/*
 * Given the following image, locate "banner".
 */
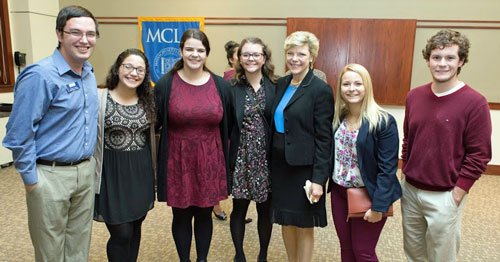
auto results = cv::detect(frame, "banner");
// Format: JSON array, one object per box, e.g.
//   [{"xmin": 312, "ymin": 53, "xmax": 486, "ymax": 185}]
[{"xmin": 138, "ymin": 17, "xmax": 204, "ymax": 83}]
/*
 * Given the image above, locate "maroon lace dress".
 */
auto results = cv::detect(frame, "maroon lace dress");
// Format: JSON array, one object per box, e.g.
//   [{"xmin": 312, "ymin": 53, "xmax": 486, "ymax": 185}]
[{"xmin": 166, "ymin": 72, "xmax": 227, "ymax": 208}]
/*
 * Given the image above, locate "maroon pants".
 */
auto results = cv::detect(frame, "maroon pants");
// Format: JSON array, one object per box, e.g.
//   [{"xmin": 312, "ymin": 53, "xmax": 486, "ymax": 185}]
[{"xmin": 330, "ymin": 183, "xmax": 387, "ymax": 262}]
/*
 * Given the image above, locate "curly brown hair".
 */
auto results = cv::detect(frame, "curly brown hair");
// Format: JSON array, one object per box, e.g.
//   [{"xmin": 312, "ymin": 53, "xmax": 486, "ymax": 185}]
[
  {"xmin": 105, "ymin": 48, "xmax": 155, "ymax": 122},
  {"xmin": 422, "ymin": 29, "xmax": 470, "ymax": 74}
]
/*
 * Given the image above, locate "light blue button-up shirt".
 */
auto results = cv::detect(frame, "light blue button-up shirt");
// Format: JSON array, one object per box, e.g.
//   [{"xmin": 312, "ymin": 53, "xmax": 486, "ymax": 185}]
[{"xmin": 3, "ymin": 49, "xmax": 99, "ymax": 185}]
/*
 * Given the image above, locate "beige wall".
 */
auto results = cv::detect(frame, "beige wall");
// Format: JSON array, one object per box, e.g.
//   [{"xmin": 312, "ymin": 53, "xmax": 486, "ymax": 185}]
[
  {"xmin": 59, "ymin": 0, "xmax": 500, "ymax": 101},
  {"xmin": 0, "ymin": 0, "xmax": 59, "ymax": 164},
  {"xmin": 60, "ymin": 0, "xmax": 500, "ymax": 20},
  {"xmin": 60, "ymin": 0, "xmax": 499, "ymax": 164},
  {"xmin": 1, "ymin": 0, "xmax": 58, "ymax": 103},
  {"xmin": 2, "ymin": 0, "xmax": 497, "ymax": 165},
  {"xmin": 91, "ymin": 23, "xmax": 287, "ymax": 85},
  {"xmin": 11, "ymin": 0, "xmax": 58, "ymax": 67},
  {"xmin": 412, "ymin": 28, "xmax": 500, "ymax": 102},
  {"xmin": 86, "ymin": 22, "xmax": 500, "ymax": 102}
]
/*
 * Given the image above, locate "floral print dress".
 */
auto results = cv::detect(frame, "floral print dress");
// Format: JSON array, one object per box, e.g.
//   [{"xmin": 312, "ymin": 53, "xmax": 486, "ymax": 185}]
[{"xmin": 231, "ymin": 84, "xmax": 270, "ymax": 203}]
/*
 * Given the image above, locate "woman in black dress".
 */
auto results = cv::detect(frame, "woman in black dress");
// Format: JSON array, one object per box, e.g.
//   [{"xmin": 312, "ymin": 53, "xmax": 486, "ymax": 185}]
[
  {"xmin": 271, "ymin": 31, "xmax": 334, "ymax": 261},
  {"xmin": 94, "ymin": 48, "xmax": 156, "ymax": 262},
  {"xmin": 228, "ymin": 37, "xmax": 277, "ymax": 262}
]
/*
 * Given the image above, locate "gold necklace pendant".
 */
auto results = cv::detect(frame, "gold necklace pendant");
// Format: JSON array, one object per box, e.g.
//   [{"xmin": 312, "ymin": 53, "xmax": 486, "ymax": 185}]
[{"xmin": 290, "ymin": 79, "xmax": 301, "ymax": 87}]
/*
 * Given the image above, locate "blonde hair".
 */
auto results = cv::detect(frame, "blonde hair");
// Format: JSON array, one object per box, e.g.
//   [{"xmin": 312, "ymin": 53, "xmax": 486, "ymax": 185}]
[
  {"xmin": 333, "ymin": 63, "xmax": 388, "ymax": 131},
  {"xmin": 284, "ymin": 31, "xmax": 319, "ymax": 61}
]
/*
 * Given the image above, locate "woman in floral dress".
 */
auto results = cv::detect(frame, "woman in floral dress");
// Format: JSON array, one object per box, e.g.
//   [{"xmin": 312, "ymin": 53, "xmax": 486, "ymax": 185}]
[{"xmin": 228, "ymin": 37, "xmax": 277, "ymax": 262}]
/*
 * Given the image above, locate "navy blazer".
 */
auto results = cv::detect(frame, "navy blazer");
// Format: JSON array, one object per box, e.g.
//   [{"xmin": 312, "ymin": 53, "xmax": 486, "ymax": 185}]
[
  {"xmin": 272, "ymin": 68, "xmax": 334, "ymax": 185},
  {"xmin": 228, "ymin": 76, "xmax": 276, "ymax": 192},
  {"xmin": 332, "ymin": 114, "xmax": 402, "ymax": 212}
]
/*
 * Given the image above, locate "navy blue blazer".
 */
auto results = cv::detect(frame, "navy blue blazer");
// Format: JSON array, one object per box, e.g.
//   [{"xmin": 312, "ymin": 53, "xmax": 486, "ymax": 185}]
[
  {"xmin": 272, "ymin": 68, "xmax": 334, "ymax": 185},
  {"xmin": 332, "ymin": 114, "xmax": 402, "ymax": 212}
]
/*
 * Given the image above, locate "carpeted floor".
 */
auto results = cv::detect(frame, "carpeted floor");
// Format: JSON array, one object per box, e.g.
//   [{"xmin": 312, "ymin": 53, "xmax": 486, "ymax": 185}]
[{"xmin": 1, "ymin": 166, "xmax": 499, "ymax": 261}]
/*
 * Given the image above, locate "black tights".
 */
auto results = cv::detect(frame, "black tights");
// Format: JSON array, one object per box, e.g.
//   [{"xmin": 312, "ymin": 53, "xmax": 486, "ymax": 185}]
[
  {"xmin": 230, "ymin": 198, "xmax": 272, "ymax": 262},
  {"xmin": 172, "ymin": 206, "xmax": 213, "ymax": 262},
  {"xmin": 105, "ymin": 215, "xmax": 146, "ymax": 262}
]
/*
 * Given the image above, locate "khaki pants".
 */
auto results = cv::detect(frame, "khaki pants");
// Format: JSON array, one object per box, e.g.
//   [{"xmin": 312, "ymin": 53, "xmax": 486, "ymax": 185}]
[
  {"xmin": 401, "ymin": 179, "xmax": 466, "ymax": 262},
  {"xmin": 26, "ymin": 158, "xmax": 96, "ymax": 262}
]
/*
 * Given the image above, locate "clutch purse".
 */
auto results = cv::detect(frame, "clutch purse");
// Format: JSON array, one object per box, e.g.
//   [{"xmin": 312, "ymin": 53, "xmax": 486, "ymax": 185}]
[{"xmin": 346, "ymin": 187, "xmax": 393, "ymax": 219}]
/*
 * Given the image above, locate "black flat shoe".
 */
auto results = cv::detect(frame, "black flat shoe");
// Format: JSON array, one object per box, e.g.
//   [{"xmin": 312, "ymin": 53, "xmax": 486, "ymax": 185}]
[
  {"xmin": 234, "ymin": 255, "xmax": 246, "ymax": 262},
  {"xmin": 245, "ymin": 218, "xmax": 252, "ymax": 224},
  {"xmin": 213, "ymin": 210, "xmax": 227, "ymax": 221}
]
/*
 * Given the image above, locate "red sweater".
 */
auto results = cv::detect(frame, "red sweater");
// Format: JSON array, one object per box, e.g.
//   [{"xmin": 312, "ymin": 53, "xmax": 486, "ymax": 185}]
[{"xmin": 401, "ymin": 83, "xmax": 492, "ymax": 192}]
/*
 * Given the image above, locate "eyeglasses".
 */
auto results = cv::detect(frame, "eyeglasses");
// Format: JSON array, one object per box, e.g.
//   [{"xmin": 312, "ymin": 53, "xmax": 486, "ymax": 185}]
[
  {"xmin": 62, "ymin": 30, "xmax": 99, "ymax": 40},
  {"xmin": 240, "ymin": 53, "xmax": 264, "ymax": 60},
  {"xmin": 121, "ymin": 63, "xmax": 146, "ymax": 75}
]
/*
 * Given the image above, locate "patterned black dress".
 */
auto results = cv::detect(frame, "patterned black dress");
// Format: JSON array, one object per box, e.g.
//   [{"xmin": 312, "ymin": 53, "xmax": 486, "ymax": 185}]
[
  {"xmin": 231, "ymin": 85, "xmax": 271, "ymax": 203},
  {"xmin": 94, "ymin": 93, "xmax": 154, "ymax": 224}
]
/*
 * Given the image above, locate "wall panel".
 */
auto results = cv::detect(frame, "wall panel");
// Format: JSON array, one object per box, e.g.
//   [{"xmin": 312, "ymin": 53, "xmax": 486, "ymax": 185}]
[{"xmin": 288, "ymin": 18, "xmax": 416, "ymax": 105}]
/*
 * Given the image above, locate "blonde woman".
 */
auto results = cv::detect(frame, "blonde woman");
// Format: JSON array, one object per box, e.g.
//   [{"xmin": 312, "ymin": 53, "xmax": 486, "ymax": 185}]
[
  {"xmin": 271, "ymin": 31, "xmax": 333, "ymax": 262},
  {"xmin": 330, "ymin": 63, "xmax": 401, "ymax": 261}
]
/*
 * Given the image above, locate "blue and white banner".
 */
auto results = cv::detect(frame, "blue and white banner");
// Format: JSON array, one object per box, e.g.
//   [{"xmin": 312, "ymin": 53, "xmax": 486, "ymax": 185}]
[{"xmin": 138, "ymin": 17, "xmax": 204, "ymax": 83}]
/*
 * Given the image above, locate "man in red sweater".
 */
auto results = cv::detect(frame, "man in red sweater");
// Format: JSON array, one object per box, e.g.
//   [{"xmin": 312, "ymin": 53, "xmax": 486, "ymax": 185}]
[{"xmin": 401, "ymin": 29, "xmax": 492, "ymax": 261}]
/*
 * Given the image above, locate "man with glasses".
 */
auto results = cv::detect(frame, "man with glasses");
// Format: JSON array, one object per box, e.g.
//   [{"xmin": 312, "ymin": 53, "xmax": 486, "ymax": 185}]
[{"xmin": 3, "ymin": 5, "xmax": 99, "ymax": 261}]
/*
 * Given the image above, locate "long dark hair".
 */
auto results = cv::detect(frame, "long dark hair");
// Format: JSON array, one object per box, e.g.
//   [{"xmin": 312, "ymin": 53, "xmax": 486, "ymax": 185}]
[
  {"xmin": 169, "ymin": 29, "xmax": 211, "ymax": 73},
  {"xmin": 105, "ymin": 48, "xmax": 155, "ymax": 122},
  {"xmin": 235, "ymin": 37, "xmax": 278, "ymax": 84}
]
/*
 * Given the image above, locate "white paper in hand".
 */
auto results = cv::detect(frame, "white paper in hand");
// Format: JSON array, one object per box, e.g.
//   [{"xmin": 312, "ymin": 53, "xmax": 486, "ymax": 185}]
[{"xmin": 303, "ymin": 180, "xmax": 314, "ymax": 204}]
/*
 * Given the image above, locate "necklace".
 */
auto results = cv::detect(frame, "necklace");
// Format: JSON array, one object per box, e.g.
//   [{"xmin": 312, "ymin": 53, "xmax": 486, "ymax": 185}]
[
  {"xmin": 345, "ymin": 116, "xmax": 360, "ymax": 131},
  {"xmin": 290, "ymin": 79, "xmax": 301, "ymax": 87}
]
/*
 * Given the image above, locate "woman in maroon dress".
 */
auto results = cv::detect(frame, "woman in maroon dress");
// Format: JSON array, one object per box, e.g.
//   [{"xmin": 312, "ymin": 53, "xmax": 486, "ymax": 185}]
[{"xmin": 155, "ymin": 29, "xmax": 231, "ymax": 262}]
